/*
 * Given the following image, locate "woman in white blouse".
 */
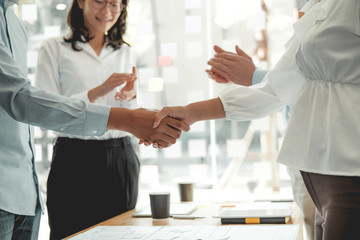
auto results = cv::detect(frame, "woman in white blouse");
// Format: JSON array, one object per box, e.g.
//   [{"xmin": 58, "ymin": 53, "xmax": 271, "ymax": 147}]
[
  {"xmin": 152, "ymin": 0, "xmax": 360, "ymax": 239},
  {"xmin": 35, "ymin": 0, "xmax": 141, "ymax": 239}
]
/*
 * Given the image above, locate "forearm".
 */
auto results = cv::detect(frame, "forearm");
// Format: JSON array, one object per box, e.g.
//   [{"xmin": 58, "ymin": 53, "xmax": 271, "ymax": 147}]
[
  {"xmin": 107, "ymin": 107, "xmax": 131, "ymax": 131},
  {"xmin": 0, "ymin": 76, "xmax": 109, "ymax": 136},
  {"xmin": 186, "ymin": 98, "xmax": 226, "ymax": 123},
  {"xmin": 88, "ymin": 85, "xmax": 107, "ymax": 103}
]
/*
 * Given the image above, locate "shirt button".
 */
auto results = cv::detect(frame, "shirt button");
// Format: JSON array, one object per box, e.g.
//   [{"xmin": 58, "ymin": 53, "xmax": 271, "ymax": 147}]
[{"xmin": 92, "ymin": 130, "xmax": 98, "ymax": 134}]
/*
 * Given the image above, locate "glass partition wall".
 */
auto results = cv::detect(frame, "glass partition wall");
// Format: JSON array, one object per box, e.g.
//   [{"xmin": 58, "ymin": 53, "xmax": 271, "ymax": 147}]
[{"xmin": 15, "ymin": 0, "xmax": 298, "ymax": 205}]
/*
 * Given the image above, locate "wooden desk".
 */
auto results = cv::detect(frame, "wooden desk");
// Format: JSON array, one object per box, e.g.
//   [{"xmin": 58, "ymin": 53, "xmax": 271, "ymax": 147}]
[{"xmin": 64, "ymin": 202, "xmax": 302, "ymax": 240}]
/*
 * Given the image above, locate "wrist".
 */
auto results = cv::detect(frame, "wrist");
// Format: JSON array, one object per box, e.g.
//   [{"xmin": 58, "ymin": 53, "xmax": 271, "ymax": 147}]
[
  {"xmin": 185, "ymin": 103, "xmax": 198, "ymax": 124},
  {"xmin": 107, "ymin": 108, "xmax": 131, "ymax": 131},
  {"xmin": 88, "ymin": 85, "xmax": 108, "ymax": 102}
]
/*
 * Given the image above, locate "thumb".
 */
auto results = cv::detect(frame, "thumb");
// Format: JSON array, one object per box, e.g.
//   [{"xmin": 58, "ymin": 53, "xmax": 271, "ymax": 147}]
[
  {"xmin": 153, "ymin": 110, "xmax": 168, "ymax": 128},
  {"xmin": 132, "ymin": 66, "xmax": 137, "ymax": 78}
]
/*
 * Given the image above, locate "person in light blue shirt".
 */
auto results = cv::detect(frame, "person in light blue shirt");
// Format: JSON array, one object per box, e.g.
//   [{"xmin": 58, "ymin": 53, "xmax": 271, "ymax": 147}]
[
  {"xmin": 206, "ymin": 45, "xmax": 316, "ymax": 240},
  {"xmin": 0, "ymin": 1, "xmax": 189, "ymax": 239}
]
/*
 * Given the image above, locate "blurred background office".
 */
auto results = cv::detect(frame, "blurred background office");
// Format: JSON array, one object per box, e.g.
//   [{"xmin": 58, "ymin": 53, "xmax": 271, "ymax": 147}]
[{"xmin": 13, "ymin": 0, "xmax": 306, "ymax": 238}]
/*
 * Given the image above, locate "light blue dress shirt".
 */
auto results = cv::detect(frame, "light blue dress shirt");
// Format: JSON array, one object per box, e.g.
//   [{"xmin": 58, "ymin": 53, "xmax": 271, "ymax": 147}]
[{"xmin": 0, "ymin": 0, "xmax": 110, "ymax": 215}]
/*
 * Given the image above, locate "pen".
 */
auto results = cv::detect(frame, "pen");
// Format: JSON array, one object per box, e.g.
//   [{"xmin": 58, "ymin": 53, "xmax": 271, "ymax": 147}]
[{"xmin": 172, "ymin": 215, "xmax": 205, "ymax": 219}]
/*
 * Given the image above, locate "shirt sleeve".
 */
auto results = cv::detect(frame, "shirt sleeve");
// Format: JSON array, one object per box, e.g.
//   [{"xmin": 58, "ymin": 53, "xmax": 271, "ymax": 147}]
[
  {"xmin": 219, "ymin": 79, "xmax": 285, "ymax": 121},
  {"xmin": 252, "ymin": 69, "xmax": 269, "ymax": 85},
  {"xmin": 220, "ymin": 32, "xmax": 307, "ymax": 122},
  {"xmin": 0, "ymin": 41, "xmax": 110, "ymax": 136}
]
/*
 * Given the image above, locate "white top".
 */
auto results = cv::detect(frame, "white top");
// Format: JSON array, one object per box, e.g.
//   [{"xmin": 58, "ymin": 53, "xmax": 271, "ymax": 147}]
[
  {"xmin": 219, "ymin": 0, "xmax": 360, "ymax": 176},
  {"xmin": 36, "ymin": 37, "xmax": 142, "ymax": 140}
]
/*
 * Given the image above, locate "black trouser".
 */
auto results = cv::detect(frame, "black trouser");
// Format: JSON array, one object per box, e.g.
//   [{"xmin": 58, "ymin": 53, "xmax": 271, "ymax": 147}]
[
  {"xmin": 47, "ymin": 137, "xmax": 140, "ymax": 240},
  {"xmin": 301, "ymin": 171, "xmax": 360, "ymax": 240}
]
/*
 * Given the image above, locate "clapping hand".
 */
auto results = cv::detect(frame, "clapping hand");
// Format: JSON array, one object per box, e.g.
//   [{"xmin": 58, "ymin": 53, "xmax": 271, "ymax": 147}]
[
  {"xmin": 88, "ymin": 67, "xmax": 137, "ymax": 102},
  {"xmin": 115, "ymin": 66, "xmax": 137, "ymax": 101},
  {"xmin": 206, "ymin": 45, "xmax": 255, "ymax": 86}
]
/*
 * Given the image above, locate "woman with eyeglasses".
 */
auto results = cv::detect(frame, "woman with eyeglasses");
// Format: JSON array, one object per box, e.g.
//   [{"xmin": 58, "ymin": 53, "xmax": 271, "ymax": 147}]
[{"xmin": 35, "ymin": 0, "xmax": 141, "ymax": 239}]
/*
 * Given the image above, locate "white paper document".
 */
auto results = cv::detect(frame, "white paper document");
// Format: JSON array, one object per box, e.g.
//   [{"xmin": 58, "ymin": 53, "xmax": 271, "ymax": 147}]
[{"xmin": 69, "ymin": 225, "xmax": 299, "ymax": 240}]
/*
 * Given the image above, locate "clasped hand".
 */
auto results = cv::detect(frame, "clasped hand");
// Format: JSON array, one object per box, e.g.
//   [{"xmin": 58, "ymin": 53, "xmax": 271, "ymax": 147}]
[{"xmin": 139, "ymin": 105, "xmax": 195, "ymax": 148}]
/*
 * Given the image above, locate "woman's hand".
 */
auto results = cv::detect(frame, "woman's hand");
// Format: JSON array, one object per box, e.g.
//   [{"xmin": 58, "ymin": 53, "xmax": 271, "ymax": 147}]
[
  {"xmin": 88, "ymin": 67, "xmax": 137, "ymax": 102},
  {"xmin": 206, "ymin": 45, "xmax": 255, "ymax": 87},
  {"xmin": 115, "ymin": 67, "xmax": 137, "ymax": 101},
  {"xmin": 108, "ymin": 107, "xmax": 190, "ymax": 148}
]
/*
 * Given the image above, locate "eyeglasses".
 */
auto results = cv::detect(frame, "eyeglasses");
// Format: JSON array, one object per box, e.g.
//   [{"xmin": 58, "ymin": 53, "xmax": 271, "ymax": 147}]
[{"xmin": 91, "ymin": 0, "xmax": 125, "ymax": 13}]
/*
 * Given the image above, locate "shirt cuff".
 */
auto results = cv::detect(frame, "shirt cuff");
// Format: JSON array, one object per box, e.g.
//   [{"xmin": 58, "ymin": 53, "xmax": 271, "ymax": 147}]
[
  {"xmin": 82, "ymin": 104, "xmax": 111, "ymax": 136},
  {"xmin": 252, "ymin": 69, "xmax": 269, "ymax": 85}
]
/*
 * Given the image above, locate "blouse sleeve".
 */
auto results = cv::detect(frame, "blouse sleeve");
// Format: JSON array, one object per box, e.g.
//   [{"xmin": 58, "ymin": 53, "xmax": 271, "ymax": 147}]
[
  {"xmin": 219, "ymin": 79, "xmax": 285, "ymax": 121},
  {"xmin": 220, "ymin": 32, "xmax": 307, "ymax": 122}
]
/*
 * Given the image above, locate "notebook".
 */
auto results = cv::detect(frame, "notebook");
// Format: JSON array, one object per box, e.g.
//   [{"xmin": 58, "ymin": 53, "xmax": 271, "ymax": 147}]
[
  {"xmin": 132, "ymin": 202, "xmax": 198, "ymax": 217},
  {"xmin": 214, "ymin": 202, "xmax": 292, "ymax": 224}
]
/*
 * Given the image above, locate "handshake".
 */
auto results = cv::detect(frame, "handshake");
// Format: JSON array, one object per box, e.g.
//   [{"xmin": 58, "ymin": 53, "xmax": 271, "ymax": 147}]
[
  {"xmin": 107, "ymin": 107, "xmax": 189, "ymax": 149},
  {"xmin": 106, "ymin": 44, "xmax": 244, "ymax": 148},
  {"xmin": 107, "ymin": 98, "xmax": 225, "ymax": 148}
]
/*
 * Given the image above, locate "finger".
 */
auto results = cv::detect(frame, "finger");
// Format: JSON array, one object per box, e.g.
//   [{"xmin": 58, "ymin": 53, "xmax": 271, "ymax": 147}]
[
  {"xmin": 165, "ymin": 117, "xmax": 190, "ymax": 132},
  {"xmin": 214, "ymin": 45, "xmax": 226, "ymax": 54},
  {"xmin": 207, "ymin": 60, "xmax": 231, "ymax": 80},
  {"xmin": 214, "ymin": 52, "xmax": 242, "ymax": 61},
  {"xmin": 206, "ymin": 69, "xmax": 217, "ymax": 80},
  {"xmin": 235, "ymin": 45, "xmax": 252, "ymax": 60},
  {"xmin": 112, "ymin": 76, "xmax": 135, "ymax": 86},
  {"xmin": 113, "ymin": 73, "xmax": 135, "ymax": 82},
  {"xmin": 155, "ymin": 132, "xmax": 177, "ymax": 145},
  {"xmin": 210, "ymin": 66, "xmax": 232, "ymax": 82},
  {"xmin": 115, "ymin": 95, "xmax": 125, "ymax": 101},
  {"xmin": 206, "ymin": 70, "xmax": 229, "ymax": 83},
  {"xmin": 213, "ymin": 45, "xmax": 236, "ymax": 55},
  {"xmin": 153, "ymin": 109, "xmax": 170, "ymax": 128},
  {"xmin": 213, "ymin": 74, "xmax": 229, "ymax": 83},
  {"xmin": 132, "ymin": 66, "xmax": 137, "ymax": 78},
  {"xmin": 209, "ymin": 56, "xmax": 235, "ymax": 69},
  {"xmin": 154, "ymin": 140, "xmax": 173, "ymax": 148},
  {"xmin": 139, "ymin": 140, "xmax": 151, "ymax": 146}
]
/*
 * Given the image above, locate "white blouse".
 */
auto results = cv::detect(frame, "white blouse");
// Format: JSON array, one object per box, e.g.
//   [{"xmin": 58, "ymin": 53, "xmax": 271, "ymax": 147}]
[
  {"xmin": 35, "ymin": 37, "xmax": 142, "ymax": 140},
  {"xmin": 219, "ymin": 0, "xmax": 360, "ymax": 176}
]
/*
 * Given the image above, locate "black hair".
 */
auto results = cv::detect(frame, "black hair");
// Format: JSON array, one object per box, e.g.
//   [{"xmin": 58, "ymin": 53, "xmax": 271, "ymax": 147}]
[{"xmin": 64, "ymin": 0, "xmax": 129, "ymax": 51}]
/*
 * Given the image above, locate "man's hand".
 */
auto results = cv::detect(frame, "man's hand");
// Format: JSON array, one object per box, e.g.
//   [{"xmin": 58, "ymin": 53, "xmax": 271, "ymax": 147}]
[
  {"xmin": 136, "ymin": 106, "xmax": 194, "ymax": 148},
  {"xmin": 206, "ymin": 45, "xmax": 255, "ymax": 86},
  {"xmin": 107, "ymin": 108, "xmax": 190, "ymax": 148}
]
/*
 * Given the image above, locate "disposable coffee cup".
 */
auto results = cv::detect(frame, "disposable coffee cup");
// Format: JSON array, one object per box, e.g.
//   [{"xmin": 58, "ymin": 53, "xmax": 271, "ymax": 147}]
[
  {"xmin": 149, "ymin": 192, "xmax": 170, "ymax": 219},
  {"xmin": 178, "ymin": 182, "xmax": 193, "ymax": 202}
]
